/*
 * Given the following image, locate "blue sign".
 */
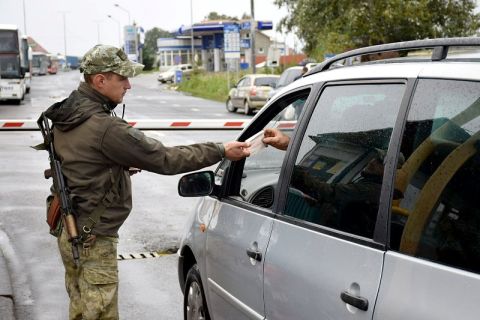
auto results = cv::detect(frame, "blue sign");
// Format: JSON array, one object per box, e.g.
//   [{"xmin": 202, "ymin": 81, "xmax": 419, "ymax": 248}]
[
  {"xmin": 224, "ymin": 24, "xmax": 240, "ymax": 58},
  {"xmin": 175, "ymin": 70, "xmax": 183, "ymax": 83},
  {"xmin": 241, "ymin": 21, "xmax": 251, "ymax": 30},
  {"xmin": 241, "ymin": 39, "xmax": 250, "ymax": 49}
]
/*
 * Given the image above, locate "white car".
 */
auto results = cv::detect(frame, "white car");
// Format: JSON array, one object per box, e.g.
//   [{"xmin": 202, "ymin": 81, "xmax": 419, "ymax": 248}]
[
  {"xmin": 157, "ymin": 64, "xmax": 193, "ymax": 83},
  {"xmin": 177, "ymin": 37, "xmax": 480, "ymax": 320}
]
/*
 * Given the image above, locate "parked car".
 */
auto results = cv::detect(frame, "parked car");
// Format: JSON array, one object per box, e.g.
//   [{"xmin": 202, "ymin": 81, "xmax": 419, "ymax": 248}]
[
  {"xmin": 267, "ymin": 66, "xmax": 305, "ymax": 100},
  {"xmin": 226, "ymin": 74, "xmax": 279, "ymax": 115},
  {"xmin": 177, "ymin": 38, "xmax": 480, "ymax": 320},
  {"xmin": 157, "ymin": 64, "xmax": 193, "ymax": 83}
]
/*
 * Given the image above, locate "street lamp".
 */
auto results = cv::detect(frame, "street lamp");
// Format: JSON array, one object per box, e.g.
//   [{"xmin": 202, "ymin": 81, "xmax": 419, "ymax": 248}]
[
  {"xmin": 114, "ymin": 4, "xmax": 139, "ymax": 62},
  {"xmin": 114, "ymin": 3, "xmax": 131, "ymax": 25},
  {"xmin": 93, "ymin": 20, "xmax": 102, "ymax": 44},
  {"xmin": 107, "ymin": 15, "xmax": 122, "ymax": 48},
  {"xmin": 59, "ymin": 11, "xmax": 69, "ymax": 69}
]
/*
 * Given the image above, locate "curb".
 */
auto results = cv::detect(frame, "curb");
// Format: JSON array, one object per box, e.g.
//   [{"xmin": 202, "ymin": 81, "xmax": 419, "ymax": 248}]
[{"xmin": 0, "ymin": 249, "xmax": 14, "ymax": 320}]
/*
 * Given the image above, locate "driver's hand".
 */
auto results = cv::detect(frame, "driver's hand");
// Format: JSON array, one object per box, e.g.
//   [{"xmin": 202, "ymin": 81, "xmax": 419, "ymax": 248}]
[
  {"xmin": 263, "ymin": 128, "xmax": 290, "ymax": 151},
  {"xmin": 224, "ymin": 141, "xmax": 250, "ymax": 161}
]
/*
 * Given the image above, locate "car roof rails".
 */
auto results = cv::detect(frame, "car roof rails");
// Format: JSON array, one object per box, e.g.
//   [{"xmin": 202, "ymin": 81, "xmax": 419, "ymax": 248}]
[{"xmin": 306, "ymin": 37, "xmax": 480, "ymax": 77}]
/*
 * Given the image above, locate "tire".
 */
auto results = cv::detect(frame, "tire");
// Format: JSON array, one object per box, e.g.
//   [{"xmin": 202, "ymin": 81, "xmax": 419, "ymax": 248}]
[
  {"xmin": 226, "ymin": 98, "xmax": 237, "ymax": 112},
  {"xmin": 244, "ymin": 100, "xmax": 252, "ymax": 115},
  {"xmin": 184, "ymin": 264, "xmax": 210, "ymax": 320},
  {"xmin": 26, "ymin": 87, "xmax": 30, "ymax": 94}
]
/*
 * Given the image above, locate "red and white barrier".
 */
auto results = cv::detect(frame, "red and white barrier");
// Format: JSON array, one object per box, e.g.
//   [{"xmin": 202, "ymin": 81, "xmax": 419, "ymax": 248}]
[{"xmin": 0, "ymin": 119, "xmax": 253, "ymax": 130}]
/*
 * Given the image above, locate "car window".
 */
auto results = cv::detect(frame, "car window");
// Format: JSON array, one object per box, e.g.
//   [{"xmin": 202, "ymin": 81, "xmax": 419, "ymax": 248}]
[
  {"xmin": 237, "ymin": 78, "xmax": 246, "ymax": 87},
  {"xmin": 284, "ymin": 83, "xmax": 405, "ymax": 239},
  {"xmin": 243, "ymin": 77, "xmax": 251, "ymax": 87},
  {"xmin": 391, "ymin": 79, "xmax": 480, "ymax": 274},
  {"xmin": 215, "ymin": 90, "xmax": 311, "ymax": 209},
  {"xmin": 254, "ymin": 77, "xmax": 278, "ymax": 87}
]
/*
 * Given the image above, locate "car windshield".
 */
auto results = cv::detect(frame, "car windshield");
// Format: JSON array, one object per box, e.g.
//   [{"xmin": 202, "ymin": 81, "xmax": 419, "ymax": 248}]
[
  {"xmin": 277, "ymin": 68, "xmax": 302, "ymax": 87},
  {"xmin": 254, "ymin": 77, "xmax": 278, "ymax": 87},
  {"xmin": 0, "ymin": 54, "xmax": 20, "ymax": 78}
]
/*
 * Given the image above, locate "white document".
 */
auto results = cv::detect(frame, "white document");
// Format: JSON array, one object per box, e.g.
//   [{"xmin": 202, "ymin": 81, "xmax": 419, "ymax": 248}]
[{"xmin": 246, "ymin": 130, "xmax": 267, "ymax": 156}]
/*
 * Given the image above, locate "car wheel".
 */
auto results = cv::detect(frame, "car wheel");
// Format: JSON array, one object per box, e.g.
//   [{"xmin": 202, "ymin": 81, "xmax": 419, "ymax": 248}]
[
  {"xmin": 226, "ymin": 98, "xmax": 237, "ymax": 112},
  {"xmin": 184, "ymin": 264, "xmax": 210, "ymax": 320},
  {"xmin": 244, "ymin": 100, "xmax": 252, "ymax": 115}
]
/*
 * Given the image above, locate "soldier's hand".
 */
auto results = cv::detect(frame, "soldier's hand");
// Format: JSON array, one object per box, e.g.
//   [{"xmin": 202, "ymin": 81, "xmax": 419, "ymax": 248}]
[
  {"xmin": 263, "ymin": 128, "xmax": 290, "ymax": 151},
  {"xmin": 224, "ymin": 141, "xmax": 250, "ymax": 161}
]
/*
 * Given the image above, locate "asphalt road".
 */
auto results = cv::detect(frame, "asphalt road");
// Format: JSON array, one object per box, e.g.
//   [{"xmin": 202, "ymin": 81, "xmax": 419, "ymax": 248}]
[
  {"xmin": 0, "ymin": 71, "xmax": 243, "ymax": 319},
  {"xmin": 0, "ymin": 70, "xmax": 248, "ymax": 120}
]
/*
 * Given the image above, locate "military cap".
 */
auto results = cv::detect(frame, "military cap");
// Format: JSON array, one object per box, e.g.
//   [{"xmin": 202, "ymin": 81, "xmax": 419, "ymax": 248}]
[{"xmin": 80, "ymin": 44, "xmax": 144, "ymax": 77}]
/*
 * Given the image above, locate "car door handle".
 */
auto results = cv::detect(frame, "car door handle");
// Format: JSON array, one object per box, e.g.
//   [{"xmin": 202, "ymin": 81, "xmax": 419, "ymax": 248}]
[
  {"xmin": 246, "ymin": 248, "xmax": 262, "ymax": 261},
  {"xmin": 340, "ymin": 291, "xmax": 369, "ymax": 311}
]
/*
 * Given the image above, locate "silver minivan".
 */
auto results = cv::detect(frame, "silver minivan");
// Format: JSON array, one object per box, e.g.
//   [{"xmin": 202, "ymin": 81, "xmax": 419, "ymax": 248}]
[{"xmin": 177, "ymin": 38, "xmax": 480, "ymax": 320}]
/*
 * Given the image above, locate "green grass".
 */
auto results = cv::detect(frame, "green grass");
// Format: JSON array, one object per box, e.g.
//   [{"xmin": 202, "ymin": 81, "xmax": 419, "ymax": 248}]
[
  {"xmin": 176, "ymin": 66, "xmax": 287, "ymax": 102},
  {"xmin": 177, "ymin": 72, "xmax": 239, "ymax": 102},
  {"xmin": 140, "ymin": 69, "xmax": 157, "ymax": 74}
]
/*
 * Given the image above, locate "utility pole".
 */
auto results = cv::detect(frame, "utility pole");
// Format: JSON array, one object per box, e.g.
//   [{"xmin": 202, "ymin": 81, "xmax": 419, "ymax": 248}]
[
  {"xmin": 107, "ymin": 15, "xmax": 122, "ymax": 48},
  {"xmin": 250, "ymin": 0, "xmax": 256, "ymax": 74},
  {"xmin": 190, "ymin": 0, "xmax": 195, "ymax": 66},
  {"xmin": 93, "ymin": 20, "xmax": 102, "ymax": 44},
  {"xmin": 59, "ymin": 11, "xmax": 68, "ymax": 68},
  {"xmin": 22, "ymin": 0, "xmax": 27, "ymax": 35}
]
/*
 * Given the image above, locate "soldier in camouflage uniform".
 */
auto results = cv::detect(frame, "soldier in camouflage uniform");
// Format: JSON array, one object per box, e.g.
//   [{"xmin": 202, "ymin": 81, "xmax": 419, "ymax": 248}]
[{"xmin": 44, "ymin": 44, "xmax": 250, "ymax": 320}]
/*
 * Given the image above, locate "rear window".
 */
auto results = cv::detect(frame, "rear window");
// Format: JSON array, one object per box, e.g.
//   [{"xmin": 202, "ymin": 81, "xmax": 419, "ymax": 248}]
[
  {"xmin": 254, "ymin": 77, "xmax": 278, "ymax": 87},
  {"xmin": 391, "ymin": 78, "xmax": 480, "ymax": 274}
]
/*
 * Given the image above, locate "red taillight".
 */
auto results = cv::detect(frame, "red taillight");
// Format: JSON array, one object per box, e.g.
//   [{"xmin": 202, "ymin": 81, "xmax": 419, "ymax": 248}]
[{"xmin": 249, "ymin": 87, "xmax": 257, "ymax": 96}]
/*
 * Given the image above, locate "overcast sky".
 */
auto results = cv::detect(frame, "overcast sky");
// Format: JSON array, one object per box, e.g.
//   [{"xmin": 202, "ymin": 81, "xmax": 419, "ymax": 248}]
[{"xmin": 0, "ymin": 0, "xmax": 297, "ymax": 56}]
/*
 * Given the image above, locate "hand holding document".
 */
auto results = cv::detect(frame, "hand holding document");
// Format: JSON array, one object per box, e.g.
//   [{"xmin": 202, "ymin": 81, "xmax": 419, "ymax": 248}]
[{"xmin": 246, "ymin": 130, "xmax": 267, "ymax": 156}]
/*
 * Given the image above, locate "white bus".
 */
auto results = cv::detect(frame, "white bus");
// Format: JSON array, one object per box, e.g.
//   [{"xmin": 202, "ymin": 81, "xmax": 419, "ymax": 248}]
[
  {"xmin": 32, "ymin": 52, "xmax": 48, "ymax": 76},
  {"xmin": 21, "ymin": 35, "xmax": 32, "ymax": 93},
  {"xmin": 0, "ymin": 24, "xmax": 28, "ymax": 104}
]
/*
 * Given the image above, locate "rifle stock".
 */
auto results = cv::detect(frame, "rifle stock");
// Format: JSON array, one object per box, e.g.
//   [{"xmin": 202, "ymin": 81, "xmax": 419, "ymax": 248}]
[{"xmin": 38, "ymin": 113, "xmax": 81, "ymax": 267}]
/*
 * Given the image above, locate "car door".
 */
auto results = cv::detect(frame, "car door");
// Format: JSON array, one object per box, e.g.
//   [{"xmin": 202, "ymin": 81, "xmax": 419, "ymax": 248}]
[
  {"xmin": 374, "ymin": 78, "xmax": 480, "ymax": 319},
  {"xmin": 205, "ymin": 90, "xmax": 311, "ymax": 320},
  {"xmin": 232, "ymin": 77, "xmax": 246, "ymax": 107},
  {"xmin": 263, "ymin": 81, "xmax": 407, "ymax": 319},
  {"xmin": 237, "ymin": 76, "xmax": 251, "ymax": 106}
]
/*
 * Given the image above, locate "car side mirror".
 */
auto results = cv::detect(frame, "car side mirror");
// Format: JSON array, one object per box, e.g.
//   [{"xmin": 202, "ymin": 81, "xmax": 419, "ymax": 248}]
[
  {"xmin": 231, "ymin": 83, "xmax": 237, "ymax": 88},
  {"xmin": 270, "ymin": 82, "xmax": 277, "ymax": 88},
  {"xmin": 178, "ymin": 171, "xmax": 215, "ymax": 197}
]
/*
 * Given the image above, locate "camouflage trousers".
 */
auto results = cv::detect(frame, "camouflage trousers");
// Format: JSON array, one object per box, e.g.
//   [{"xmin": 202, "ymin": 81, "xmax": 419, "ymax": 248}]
[{"xmin": 58, "ymin": 229, "xmax": 119, "ymax": 320}]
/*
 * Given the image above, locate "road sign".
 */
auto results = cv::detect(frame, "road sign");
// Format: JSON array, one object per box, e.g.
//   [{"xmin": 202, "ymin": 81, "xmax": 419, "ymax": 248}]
[
  {"xmin": 224, "ymin": 24, "xmax": 240, "ymax": 59},
  {"xmin": 241, "ymin": 39, "xmax": 250, "ymax": 49}
]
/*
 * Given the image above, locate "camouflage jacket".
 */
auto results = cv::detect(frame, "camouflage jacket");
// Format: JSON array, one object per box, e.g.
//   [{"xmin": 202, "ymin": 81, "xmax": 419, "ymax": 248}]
[{"xmin": 44, "ymin": 82, "xmax": 224, "ymax": 237}]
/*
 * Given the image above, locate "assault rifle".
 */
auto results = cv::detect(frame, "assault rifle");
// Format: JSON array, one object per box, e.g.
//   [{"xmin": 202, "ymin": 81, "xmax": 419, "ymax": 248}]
[{"xmin": 37, "ymin": 112, "xmax": 81, "ymax": 267}]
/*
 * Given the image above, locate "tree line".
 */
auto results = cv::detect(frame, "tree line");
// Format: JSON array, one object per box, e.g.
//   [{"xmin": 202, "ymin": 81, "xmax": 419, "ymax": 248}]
[{"xmin": 274, "ymin": 0, "xmax": 480, "ymax": 60}]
